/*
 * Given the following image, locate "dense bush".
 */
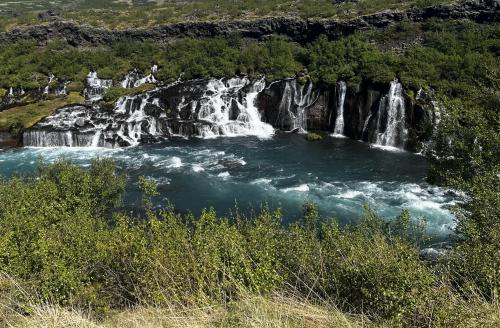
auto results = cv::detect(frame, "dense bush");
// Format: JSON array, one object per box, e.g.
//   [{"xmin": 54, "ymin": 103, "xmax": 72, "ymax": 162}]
[
  {"xmin": 0, "ymin": 21, "xmax": 497, "ymax": 100},
  {"xmin": 0, "ymin": 160, "xmax": 497, "ymax": 326}
]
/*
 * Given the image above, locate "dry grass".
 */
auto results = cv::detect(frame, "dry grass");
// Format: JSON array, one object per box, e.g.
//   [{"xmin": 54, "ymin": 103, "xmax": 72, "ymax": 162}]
[{"xmin": 3, "ymin": 294, "xmax": 369, "ymax": 328}]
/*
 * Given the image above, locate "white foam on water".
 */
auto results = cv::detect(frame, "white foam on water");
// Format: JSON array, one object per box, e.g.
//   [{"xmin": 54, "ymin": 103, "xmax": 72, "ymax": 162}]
[
  {"xmin": 337, "ymin": 190, "xmax": 363, "ymax": 199},
  {"xmin": 370, "ymin": 144, "xmax": 406, "ymax": 152},
  {"xmin": 282, "ymin": 184, "xmax": 310, "ymax": 193},
  {"xmin": 251, "ymin": 178, "xmax": 272, "ymax": 185},
  {"xmin": 168, "ymin": 157, "xmax": 183, "ymax": 168},
  {"xmin": 330, "ymin": 133, "xmax": 348, "ymax": 139},
  {"xmin": 192, "ymin": 164, "xmax": 205, "ymax": 172},
  {"xmin": 218, "ymin": 171, "xmax": 230, "ymax": 179}
]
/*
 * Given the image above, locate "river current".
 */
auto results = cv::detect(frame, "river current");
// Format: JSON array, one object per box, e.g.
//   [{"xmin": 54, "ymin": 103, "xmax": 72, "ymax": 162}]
[{"xmin": 0, "ymin": 134, "xmax": 458, "ymax": 238}]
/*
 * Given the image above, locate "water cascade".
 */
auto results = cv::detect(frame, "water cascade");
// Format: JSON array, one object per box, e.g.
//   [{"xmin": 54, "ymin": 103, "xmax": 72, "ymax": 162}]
[
  {"xmin": 374, "ymin": 79, "xmax": 408, "ymax": 149},
  {"xmin": 332, "ymin": 81, "xmax": 347, "ymax": 136},
  {"xmin": 24, "ymin": 77, "xmax": 274, "ymax": 147},
  {"xmin": 84, "ymin": 71, "xmax": 113, "ymax": 102},
  {"xmin": 24, "ymin": 89, "xmax": 168, "ymax": 147},
  {"xmin": 195, "ymin": 78, "xmax": 274, "ymax": 138},
  {"xmin": 121, "ymin": 68, "xmax": 157, "ymax": 88},
  {"xmin": 278, "ymin": 80, "xmax": 319, "ymax": 133}
]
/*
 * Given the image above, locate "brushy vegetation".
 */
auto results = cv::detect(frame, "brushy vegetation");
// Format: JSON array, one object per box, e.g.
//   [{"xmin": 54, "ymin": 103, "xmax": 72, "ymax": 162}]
[
  {"xmin": 305, "ymin": 132, "xmax": 323, "ymax": 141},
  {"xmin": 0, "ymin": 20, "xmax": 496, "ymax": 98},
  {"xmin": 0, "ymin": 1, "xmax": 459, "ymax": 31},
  {"xmin": 0, "ymin": 159, "xmax": 498, "ymax": 327}
]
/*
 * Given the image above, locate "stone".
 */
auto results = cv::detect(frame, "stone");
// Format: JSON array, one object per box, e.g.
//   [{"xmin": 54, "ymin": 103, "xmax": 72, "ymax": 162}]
[
  {"xmin": 1, "ymin": 2, "xmax": 496, "ymax": 46},
  {"xmin": 75, "ymin": 117, "xmax": 86, "ymax": 127}
]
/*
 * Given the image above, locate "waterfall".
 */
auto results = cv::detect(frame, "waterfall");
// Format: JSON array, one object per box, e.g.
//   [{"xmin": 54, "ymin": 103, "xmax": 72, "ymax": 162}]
[
  {"xmin": 114, "ymin": 94, "xmax": 165, "ymax": 146},
  {"xmin": 24, "ymin": 76, "xmax": 275, "ymax": 148},
  {"xmin": 121, "ymin": 67, "xmax": 158, "ymax": 88},
  {"xmin": 121, "ymin": 73, "xmax": 156, "ymax": 89},
  {"xmin": 84, "ymin": 71, "xmax": 113, "ymax": 102},
  {"xmin": 278, "ymin": 80, "xmax": 319, "ymax": 133},
  {"xmin": 332, "ymin": 81, "xmax": 347, "ymax": 137},
  {"xmin": 195, "ymin": 77, "xmax": 274, "ymax": 138},
  {"xmin": 374, "ymin": 79, "xmax": 408, "ymax": 149}
]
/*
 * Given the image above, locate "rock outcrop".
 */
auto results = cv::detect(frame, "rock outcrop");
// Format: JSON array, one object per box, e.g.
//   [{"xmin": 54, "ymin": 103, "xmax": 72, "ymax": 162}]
[
  {"xmin": 0, "ymin": 1, "xmax": 497, "ymax": 46},
  {"xmin": 23, "ymin": 77, "xmax": 436, "ymax": 151}
]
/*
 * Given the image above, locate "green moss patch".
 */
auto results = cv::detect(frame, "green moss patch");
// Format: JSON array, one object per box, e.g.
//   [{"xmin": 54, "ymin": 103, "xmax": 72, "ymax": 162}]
[
  {"xmin": 102, "ymin": 84, "xmax": 156, "ymax": 106},
  {"xmin": 0, "ymin": 93, "xmax": 84, "ymax": 132}
]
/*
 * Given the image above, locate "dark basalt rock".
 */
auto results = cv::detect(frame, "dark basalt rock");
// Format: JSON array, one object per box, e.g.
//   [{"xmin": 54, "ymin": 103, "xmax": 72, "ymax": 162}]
[
  {"xmin": 0, "ymin": 1, "xmax": 497, "ymax": 46},
  {"xmin": 0, "ymin": 131, "xmax": 19, "ymax": 148},
  {"xmin": 20, "ymin": 76, "xmax": 437, "ymax": 150}
]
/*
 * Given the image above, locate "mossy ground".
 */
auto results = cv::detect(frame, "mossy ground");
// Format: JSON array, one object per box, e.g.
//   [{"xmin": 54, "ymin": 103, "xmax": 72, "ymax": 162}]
[{"xmin": 0, "ymin": 93, "xmax": 84, "ymax": 132}]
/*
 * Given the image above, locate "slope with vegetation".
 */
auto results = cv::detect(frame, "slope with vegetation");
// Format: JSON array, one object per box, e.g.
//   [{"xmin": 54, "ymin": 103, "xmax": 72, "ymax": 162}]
[
  {"xmin": 0, "ymin": 1, "xmax": 498, "ymax": 327},
  {"xmin": 0, "ymin": 1, "xmax": 469, "ymax": 31},
  {"xmin": 0, "ymin": 159, "xmax": 498, "ymax": 327}
]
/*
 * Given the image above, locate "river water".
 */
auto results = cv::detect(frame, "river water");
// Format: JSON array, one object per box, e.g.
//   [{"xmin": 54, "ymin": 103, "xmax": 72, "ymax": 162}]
[{"xmin": 0, "ymin": 134, "xmax": 457, "ymax": 238}]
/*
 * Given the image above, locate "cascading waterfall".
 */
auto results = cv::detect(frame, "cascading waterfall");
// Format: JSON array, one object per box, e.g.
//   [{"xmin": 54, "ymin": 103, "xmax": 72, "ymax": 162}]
[
  {"xmin": 278, "ymin": 80, "xmax": 319, "ymax": 133},
  {"xmin": 195, "ymin": 77, "xmax": 274, "ymax": 138},
  {"xmin": 84, "ymin": 71, "xmax": 113, "ymax": 102},
  {"xmin": 332, "ymin": 81, "xmax": 347, "ymax": 137},
  {"xmin": 114, "ymin": 94, "xmax": 165, "ymax": 146},
  {"xmin": 374, "ymin": 79, "xmax": 408, "ymax": 149},
  {"xmin": 24, "ymin": 89, "xmax": 167, "ymax": 148},
  {"xmin": 24, "ymin": 76, "xmax": 274, "ymax": 147},
  {"xmin": 121, "ymin": 68, "xmax": 157, "ymax": 88}
]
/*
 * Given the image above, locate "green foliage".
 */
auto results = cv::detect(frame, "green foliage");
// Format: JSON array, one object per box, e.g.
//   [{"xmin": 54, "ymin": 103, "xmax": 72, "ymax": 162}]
[
  {"xmin": 0, "ymin": 161, "xmax": 496, "ymax": 326},
  {"xmin": 0, "ymin": 93, "xmax": 84, "ymax": 133},
  {"xmin": 0, "ymin": 21, "xmax": 496, "ymax": 109},
  {"xmin": 102, "ymin": 84, "xmax": 155, "ymax": 105},
  {"xmin": 305, "ymin": 132, "xmax": 323, "ymax": 141}
]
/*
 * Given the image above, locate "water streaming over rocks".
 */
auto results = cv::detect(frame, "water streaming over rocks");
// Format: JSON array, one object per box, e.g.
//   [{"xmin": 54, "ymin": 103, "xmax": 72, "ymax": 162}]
[
  {"xmin": 121, "ymin": 69, "xmax": 157, "ymax": 88},
  {"xmin": 374, "ymin": 80, "xmax": 408, "ymax": 149},
  {"xmin": 24, "ymin": 77, "xmax": 275, "ymax": 147},
  {"xmin": 275, "ymin": 80, "xmax": 320, "ymax": 133},
  {"xmin": 332, "ymin": 81, "xmax": 347, "ymax": 136},
  {"xmin": 22, "ymin": 76, "xmax": 434, "ymax": 151},
  {"xmin": 195, "ymin": 78, "xmax": 274, "ymax": 138},
  {"xmin": 84, "ymin": 71, "xmax": 113, "ymax": 102}
]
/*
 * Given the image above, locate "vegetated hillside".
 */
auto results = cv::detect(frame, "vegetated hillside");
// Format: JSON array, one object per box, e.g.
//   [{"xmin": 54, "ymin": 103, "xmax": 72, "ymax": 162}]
[{"xmin": 0, "ymin": 0, "xmax": 469, "ymax": 31}]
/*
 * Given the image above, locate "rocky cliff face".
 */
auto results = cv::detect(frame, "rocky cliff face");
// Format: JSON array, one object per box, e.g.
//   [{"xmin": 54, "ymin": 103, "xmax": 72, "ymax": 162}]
[
  {"xmin": 23, "ymin": 77, "xmax": 435, "ymax": 151},
  {"xmin": 1, "ymin": 1, "xmax": 497, "ymax": 46}
]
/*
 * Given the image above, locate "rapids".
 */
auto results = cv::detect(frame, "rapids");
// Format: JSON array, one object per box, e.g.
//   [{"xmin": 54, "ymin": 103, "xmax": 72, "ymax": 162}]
[{"xmin": 0, "ymin": 134, "xmax": 458, "ymax": 240}]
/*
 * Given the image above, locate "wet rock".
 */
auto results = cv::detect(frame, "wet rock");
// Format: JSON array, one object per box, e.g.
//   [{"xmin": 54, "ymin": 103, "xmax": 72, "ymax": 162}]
[{"xmin": 75, "ymin": 118, "xmax": 86, "ymax": 127}]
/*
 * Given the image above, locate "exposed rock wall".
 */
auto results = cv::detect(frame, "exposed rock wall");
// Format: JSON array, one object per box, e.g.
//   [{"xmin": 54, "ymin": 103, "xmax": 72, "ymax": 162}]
[
  {"xmin": 22, "ymin": 77, "xmax": 435, "ymax": 151},
  {"xmin": 0, "ymin": 1, "xmax": 497, "ymax": 46}
]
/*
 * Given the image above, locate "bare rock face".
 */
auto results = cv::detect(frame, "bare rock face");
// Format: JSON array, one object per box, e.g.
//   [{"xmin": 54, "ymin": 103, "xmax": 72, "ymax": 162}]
[{"xmin": 0, "ymin": 1, "xmax": 497, "ymax": 46}]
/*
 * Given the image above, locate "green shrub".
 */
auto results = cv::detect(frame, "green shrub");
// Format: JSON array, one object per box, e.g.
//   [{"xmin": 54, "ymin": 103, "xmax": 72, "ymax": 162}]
[
  {"xmin": 102, "ymin": 84, "xmax": 156, "ymax": 105},
  {"xmin": 1, "ymin": 161, "xmax": 496, "ymax": 325},
  {"xmin": 305, "ymin": 132, "xmax": 323, "ymax": 141}
]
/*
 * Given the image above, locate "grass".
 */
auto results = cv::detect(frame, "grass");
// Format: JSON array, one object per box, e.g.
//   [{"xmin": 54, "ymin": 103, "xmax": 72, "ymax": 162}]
[
  {"xmin": 0, "ymin": 92, "xmax": 84, "ymax": 132},
  {"xmin": 0, "ymin": 272, "xmax": 368, "ymax": 328},
  {"xmin": 0, "ymin": 1, "xmax": 460, "ymax": 31},
  {"xmin": 5, "ymin": 297, "xmax": 368, "ymax": 328},
  {"xmin": 102, "ymin": 84, "xmax": 156, "ymax": 105}
]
